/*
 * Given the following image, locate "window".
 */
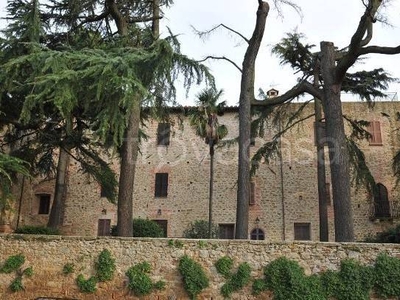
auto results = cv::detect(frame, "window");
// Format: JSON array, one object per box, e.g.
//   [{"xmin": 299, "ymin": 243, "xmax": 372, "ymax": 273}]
[
  {"xmin": 100, "ymin": 185, "xmax": 107, "ymax": 198},
  {"xmin": 250, "ymin": 228, "xmax": 265, "ymax": 240},
  {"xmin": 153, "ymin": 219, "xmax": 168, "ymax": 237},
  {"xmin": 155, "ymin": 173, "xmax": 168, "ymax": 197},
  {"xmin": 294, "ymin": 223, "xmax": 311, "ymax": 240},
  {"xmin": 368, "ymin": 121, "xmax": 382, "ymax": 145},
  {"xmin": 249, "ymin": 182, "xmax": 256, "ymax": 205},
  {"xmin": 374, "ymin": 183, "xmax": 391, "ymax": 218},
  {"xmin": 38, "ymin": 194, "xmax": 51, "ymax": 215},
  {"xmin": 98, "ymin": 219, "xmax": 111, "ymax": 236},
  {"xmin": 219, "ymin": 224, "xmax": 235, "ymax": 239},
  {"xmin": 157, "ymin": 123, "xmax": 170, "ymax": 146}
]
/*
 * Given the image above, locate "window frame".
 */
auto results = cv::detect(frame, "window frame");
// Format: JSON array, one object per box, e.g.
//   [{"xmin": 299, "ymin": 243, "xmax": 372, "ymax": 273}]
[
  {"xmin": 368, "ymin": 120, "xmax": 382, "ymax": 146},
  {"xmin": 157, "ymin": 123, "xmax": 171, "ymax": 146},
  {"xmin": 155, "ymin": 173, "xmax": 169, "ymax": 198},
  {"xmin": 38, "ymin": 194, "xmax": 51, "ymax": 215},
  {"xmin": 294, "ymin": 222, "xmax": 311, "ymax": 241}
]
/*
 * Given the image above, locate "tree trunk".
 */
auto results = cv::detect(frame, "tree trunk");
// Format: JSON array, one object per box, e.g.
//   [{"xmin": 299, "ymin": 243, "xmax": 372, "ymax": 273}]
[
  {"xmin": 208, "ymin": 145, "xmax": 214, "ymax": 238},
  {"xmin": 117, "ymin": 99, "xmax": 141, "ymax": 236},
  {"xmin": 320, "ymin": 41, "xmax": 354, "ymax": 242},
  {"xmin": 315, "ymin": 98, "xmax": 329, "ymax": 241},
  {"xmin": 48, "ymin": 147, "xmax": 69, "ymax": 229},
  {"xmin": 235, "ymin": 1, "xmax": 269, "ymax": 239}
]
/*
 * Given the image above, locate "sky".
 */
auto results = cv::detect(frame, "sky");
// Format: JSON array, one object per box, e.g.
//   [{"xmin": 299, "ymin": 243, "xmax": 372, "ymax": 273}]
[{"xmin": 0, "ymin": 0, "xmax": 399, "ymax": 105}]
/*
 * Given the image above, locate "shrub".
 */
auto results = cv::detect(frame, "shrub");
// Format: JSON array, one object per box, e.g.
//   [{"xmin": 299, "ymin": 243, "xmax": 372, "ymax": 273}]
[
  {"xmin": 221, "ymin": 262, "xmax": 251, "ymax": 298},
  {"xmin": 215, "ymin": 256, "xmax": 233, "ymax": 278},
  {"xmin": 63, "ymin": 263, "xmax": 75, "ymax": 275},
  {"xmin": 9, "ymin": 277, "xmax": 24, "ymax": 292},
  {"xmin": 0, "ymin": 254, "xmax": 25, "ymax": 273},
  {"xmin": 364, "ymin": 224, "xmax": 400, "ymax": 243},
  {"xmin": 178, "ymin": 255, "xmax": 209, "ymax": 299},
  {"xmin": 14, "ymin": 225, "xmax": 60, "ymax": 235},
  {"xmin": 125, "ymin": 261, "xmax": 165, "ymax": 296},
  {"xmin": 132, "ymin": 218, "xmax": 165, "ymax": 237},
  {"xmin": 96, "ymin": 249, "xmax": 116, "ymax": 282},
  {"xmin": 374, "ymin": 253, "xmax": 400, "ymax": 298},
  {"xmin": 76, "ymin": 274, "xmax": 97, "ymax": 293},
  {"xmin": 183, "ymin": 220, "xmax": 218, "ymax": 239}
]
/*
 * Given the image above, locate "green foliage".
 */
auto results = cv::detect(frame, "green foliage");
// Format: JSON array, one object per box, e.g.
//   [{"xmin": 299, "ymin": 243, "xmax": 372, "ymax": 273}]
[
  {"xmin": 9, "ymin": 276, "xmax": 24, "ymax": 292},
  {"xmin": 261, "ymin": 257, "xmax": 325, "ymax": 300},
  {"xmin": 132, "ymin": 218, "xmax": 165, "ymax": 237},
  {"xmin": 364, "ymin": 224, "xmax": 400, "ymax": 243},
  {"xmin": 221, "ymin": 262, "xmax": 252, "ymax": 298},
  {"xmin": 321, "ymin": 259, "xmax": 374, "ymax": 300},
  {"xmin": 183, "ymin": 220, "xmax": 218, "ymax": 239},
  {"xmin": 23, "ymin": 266, "xmax": 33, "ymax": 277},
  {"xmin": 125, "ymin": 261, "xmax": 165, "ymax": 296},
  {"xmin": 178, "ymin": 255, "xmax": 209, "ymax": 300},
  {"xmin": 63, "ymin": 263, "xmax": 75, "ymax": 275},
  {"xmin": 0, "ymin": 254, "xmax": 25, "ymax": 273},
  {"xmin": 76, "ymin": 274, "xmax": 97, "ymax": 293},
  {"xmin": 215, "ymin": 256, "xmax": 233, "ymax": 278},
  {"xmin": 252, "ymin": 278, "xmax": 267, "ymax": 295},
  {"xmin": 95, "ymin": 249, "xmax": 116, "ymax": 282},
  {"xmin": 14, "ymin": 225, "xmax": 60, "ymax": 235},
  {"xmin": 168, "ymin": 239, "xmax": 184, "ymax": 248},
  {"xmin": 374, "ymin": 253, "xmax": 400, "ymax": 298}
]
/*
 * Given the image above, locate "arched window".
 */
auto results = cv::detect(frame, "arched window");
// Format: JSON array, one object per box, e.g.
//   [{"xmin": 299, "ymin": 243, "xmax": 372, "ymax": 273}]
[
  {"xmin": 374, "ymin": 183, "xmax": 391, "ymax": 218},
  {"xmin": 250, "ymin": 228, "xmax": 265, "ymax": 240}
]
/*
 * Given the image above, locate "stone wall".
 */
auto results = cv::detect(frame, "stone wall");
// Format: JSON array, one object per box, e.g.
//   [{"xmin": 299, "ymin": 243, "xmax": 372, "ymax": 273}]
[{"xmin": 1, "ymin": 235, "xmax": 400, "ymax": 299}]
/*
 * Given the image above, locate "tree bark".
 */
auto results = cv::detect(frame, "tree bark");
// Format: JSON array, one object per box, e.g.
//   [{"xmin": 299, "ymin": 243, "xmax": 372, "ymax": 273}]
[
  {"xmin": 320, "ymin": 41, "xmax": 354, "ymax": 242},
  {"xmin": 48, "ymin": 147, "xmax": 69, "ymax": 229},
  {"xmin": 235, "ymin": 1, "xmax": 269, "ymax": 239},
  {"xmin": 208, "ymin": 145, "xmax": 214, "ymax": 238},
  {"xmin": 117, "ymin": 99, "xmax": 141, "ymax": 236}
]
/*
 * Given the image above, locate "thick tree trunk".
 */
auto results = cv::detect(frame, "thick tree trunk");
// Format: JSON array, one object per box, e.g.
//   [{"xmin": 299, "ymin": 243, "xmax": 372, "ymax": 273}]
[
  {"xmin": 320, "ymin": 41, "xmax": 354, "ymax": 242},
  {"xmin": 117, "ymin": 99, "xmax": 141, "ymax": 236},
  {"xmin": 48, "ymin": 147, "xmax": 69, "ymax": 229},
  {"xmin": 315, "ymin": 98, "xmax": 329, "ymax": 241},
  {"xmin": 235, "ymin": 1, "xmax": 269, "ymax": 239}
]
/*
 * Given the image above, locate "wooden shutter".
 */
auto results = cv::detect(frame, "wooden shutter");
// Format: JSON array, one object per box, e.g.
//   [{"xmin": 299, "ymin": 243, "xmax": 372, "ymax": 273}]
[
  {"xmin": 368, "ymin": 121, "xmax": 382, "ymax": 145},
  {"xmin": 155, "ymin": 173, "xmax": 168, "ymax": 197},
  {"xmin": 218, "ymin": 224, "xmax": 235, "ymax": 239},
  {"xmin": 294, "ymin": 223, "xmax": 311, "ymax": 240},
  {"xmin": 98, "ymin": 219, "xmax": 111, "ymax": 236},
  {"xmin": 157, "ymin": 123, "xmax": 170, "ymax": 146}
]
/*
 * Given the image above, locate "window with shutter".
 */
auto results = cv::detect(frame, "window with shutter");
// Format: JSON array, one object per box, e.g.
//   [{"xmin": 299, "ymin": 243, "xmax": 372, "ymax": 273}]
[
  {"xmin": 294, "ymin": 223, "xmax": 311, "ymax": 240},
  {"xmin": 368, "ymin": 121, "xmax": 382, "ymax": 145},
  {"xmin": 38, "ymin": 194, "xmax": 51, "ymax": 214},
  {"xmin": 155, "ymin": 173, "xmax": 168, "ymax": 197},
  {"xmin": 218, "ymin": 224, "xmax": 235, "ymax": 239},
  {"xmin": 157, "ymin": 123, "xmax": 170, "ymax": 146},
  {"xmin": 98, "ymin": 219, "xmax": 111, "ymax": 236}
]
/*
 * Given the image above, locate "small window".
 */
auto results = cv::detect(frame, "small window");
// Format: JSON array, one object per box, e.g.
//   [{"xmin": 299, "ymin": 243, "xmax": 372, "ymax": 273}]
[
  {"xmin": 294, "ymin": 223, "xmax": 311, "ymax": 240},
  {"xmin": 368, "ymin": 121, "xmax": 382, "ymax": 145},
  {"xmin": 155, "ymin": 173, "xmax": 168, "ymax": 197},
  {"xmin": 157, "ymin": 123, "xmax": 170, "ymax": 146},
  {"xmin": 100, "ymin": 185, "xmax": 107, "ymax": 198},
  {"xmin": 38, "ymin": 194, "xmax": 51, "ymax": 215},
  {"xmin": 219, "ymin": 224, "xmax": 235, "ymax": 239},
  {"xmin": 374, "ymin": 183, "xmax": 390, "ymax": 218},
  {"xmin": 98, "ymin": 219, "xmax": 111, "ymax": 236},
  {"xmin": 250, "ymin": 228, "xmax": 265, "ymax": 240},
  {"xmin": 249, "ymin": 181, "xmax": 256, "ymax": 205}
]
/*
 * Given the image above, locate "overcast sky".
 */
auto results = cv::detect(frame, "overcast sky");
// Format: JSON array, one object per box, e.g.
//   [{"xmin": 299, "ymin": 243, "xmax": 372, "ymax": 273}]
[{"xmin": 0, "ymin": 1, "xmax": 399, "ymax": 105}]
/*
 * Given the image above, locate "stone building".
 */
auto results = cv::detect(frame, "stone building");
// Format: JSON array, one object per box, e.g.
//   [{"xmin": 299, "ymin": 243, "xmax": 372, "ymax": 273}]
[{"xmin": 10, "ymin": 99, "xmax": 400, "ymax": 242}]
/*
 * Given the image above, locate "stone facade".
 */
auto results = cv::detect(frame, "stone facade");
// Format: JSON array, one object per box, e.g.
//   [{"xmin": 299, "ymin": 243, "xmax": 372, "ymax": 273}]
[
  {"xmin": 1, "ymin": 235, "xmax": 400, "ymax": 299},
  {"xmin": 9, "ymin": 101, "xmax": 400, "ymax": 241}
]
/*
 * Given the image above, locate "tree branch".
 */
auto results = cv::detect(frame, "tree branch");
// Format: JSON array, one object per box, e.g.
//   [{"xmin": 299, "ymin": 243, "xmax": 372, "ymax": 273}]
[
  {"xmin": 192, "ymin": 24, "xmax": 250, "ymax": 44},
  {"xmin": 127, "ymin": 15, "xmax": 163, "ymax": 24},
  {"xmin": 358, "ymin": 45, "xmax": 400, "ymax": 56},
  {"xmin": 251, "ymin": 80, "xmax": 322, "ymax": 107},
  {"xmin": 197, "ymin": 56, "xmax": 242, "ymax": 73}
]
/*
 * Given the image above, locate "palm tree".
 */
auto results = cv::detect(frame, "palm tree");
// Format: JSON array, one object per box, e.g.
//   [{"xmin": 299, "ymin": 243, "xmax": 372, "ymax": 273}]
[{"xmin": 188, "ymin": 88, "xmax": 228, "ymax": 238}]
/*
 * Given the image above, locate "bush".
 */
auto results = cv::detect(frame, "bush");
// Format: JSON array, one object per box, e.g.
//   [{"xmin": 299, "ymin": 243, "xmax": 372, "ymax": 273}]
[
  {"xmin": 178, "ymin": 255, "xmax": 209, "ymax": 299},
  {"xmin": 183, "ymin": 220, "xmax": 218, "ymax": 239},
  {"xmin": 364, "ymin": 224, "xmax": 400, "ymax": 243},
  {"xmin": 111, "ymin": 219, "xmax": 165, "ymax": 237},
  {"xmin": 14, "ymin": 225, "xmax": 60, "ymax": 235},
  {"xmin": 0, "ymin": 254, "xmax": 25, "ymax": 273},
  {"xmin": 374, "ymin": 253, "xmax": 400, "ymax": 298},
  {"xmin": 96, "ymin": 249, "xmax": 116, "ymax": 282}
]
